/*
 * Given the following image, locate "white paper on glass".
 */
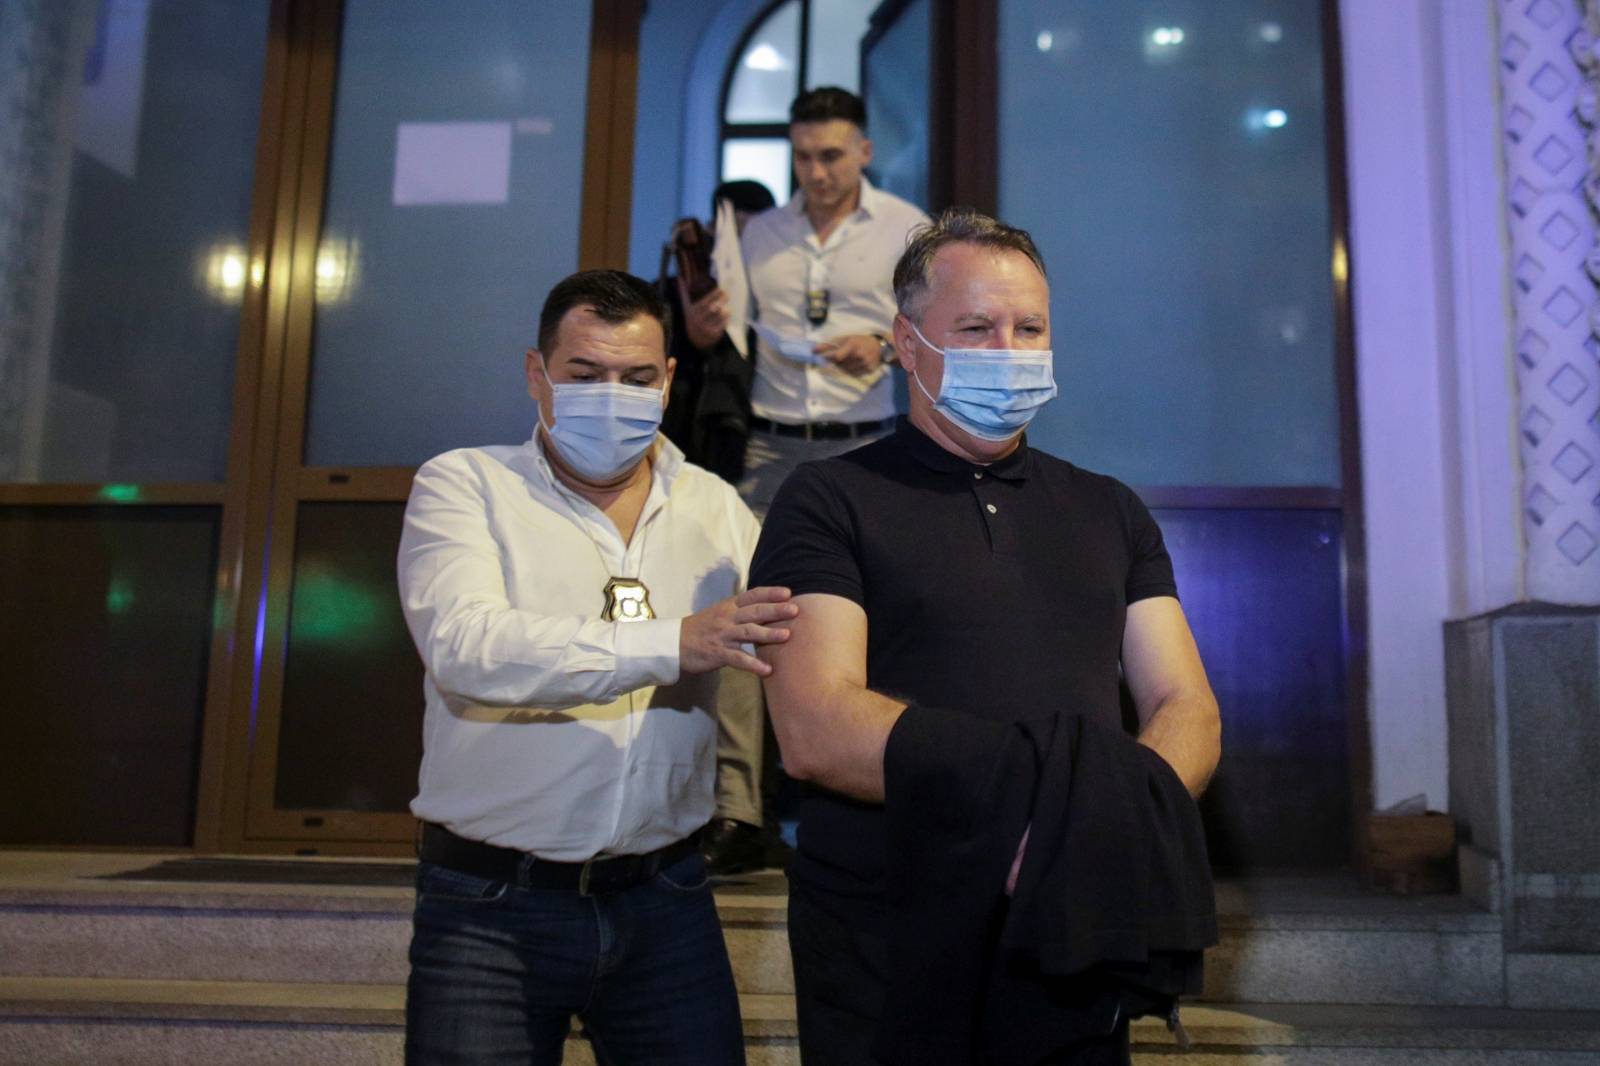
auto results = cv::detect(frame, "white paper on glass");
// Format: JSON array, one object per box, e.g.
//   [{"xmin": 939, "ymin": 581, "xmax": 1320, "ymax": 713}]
[
  {"xmin": 712, "ymin": 198, "xmax": 751, "ymax": 358},
  {"xmin": 392, "ymin": 121, "xmax": 512, "ymax": 206}
]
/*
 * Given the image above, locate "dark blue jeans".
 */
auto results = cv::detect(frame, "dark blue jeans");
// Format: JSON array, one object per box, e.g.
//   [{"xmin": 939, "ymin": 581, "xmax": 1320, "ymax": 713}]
[{"xmin": 405, "ymin": 851, "xmax": 745, "ymax": 1065}]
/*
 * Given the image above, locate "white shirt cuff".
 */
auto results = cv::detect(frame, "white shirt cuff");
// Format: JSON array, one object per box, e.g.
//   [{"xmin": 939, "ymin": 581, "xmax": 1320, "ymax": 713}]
[{"xmin": 614, "ymin": 618, "xmax": 682, "ymax": 689}]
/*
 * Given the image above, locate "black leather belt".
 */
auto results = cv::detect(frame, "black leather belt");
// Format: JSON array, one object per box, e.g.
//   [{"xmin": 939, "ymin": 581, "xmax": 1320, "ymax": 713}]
[
  {"xmin": 419, "ymin": 822, "xmax": 699, "ymax": 896},
  {"xmin": 749, "ymin": 415, "xmax": 894, "ymax": 441}
]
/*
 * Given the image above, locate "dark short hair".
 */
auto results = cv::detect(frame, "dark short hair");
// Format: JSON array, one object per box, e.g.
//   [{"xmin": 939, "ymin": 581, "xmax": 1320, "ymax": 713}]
[
  {"xmin": 711, "ymin": 179, "xmax": 776, "ymax": 219},
  {"xmin": 790, "ymin": 86, "xmax": 867, "ymax": 131},
  {"xmin": 892, "ymin": 208, "xmax": 1048, "ymax": 321},
  {"xmin": 537, "ymin": 269, "xmax": 672, "ymax": 357}
]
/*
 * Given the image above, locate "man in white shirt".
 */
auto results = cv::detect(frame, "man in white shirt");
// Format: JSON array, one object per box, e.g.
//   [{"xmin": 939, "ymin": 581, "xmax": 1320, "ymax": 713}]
[
  {"xmin": 737, "ymin": 86, "xmax": 930, "ymax": 512},
  {"xmin": 398, "ymin": 269, "xmax": 796, "ymax": 1066},
  {"xmin": 683, "ymin": 86, "xmax": 929, "ymax": 873}
]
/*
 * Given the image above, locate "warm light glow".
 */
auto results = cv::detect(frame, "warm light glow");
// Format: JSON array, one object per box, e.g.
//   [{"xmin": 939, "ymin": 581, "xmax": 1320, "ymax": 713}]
[
  {"xmin": 219, "ymin": 254, "xmax": 245, "ymax": 290},
  {"xmin": 314, "ymin": 236, "xmax": 360, "ymax": 304},
  {"xmin": 744, "ymin": 43, "xmax": 786, "ymax": 71},
  {"xmin": 201, "ymin": 242, "xmax": 249, "ymax": 303},
  {"xmin": 1332, "ymin": 238, "xmax": 1349, "ymax": 287}
]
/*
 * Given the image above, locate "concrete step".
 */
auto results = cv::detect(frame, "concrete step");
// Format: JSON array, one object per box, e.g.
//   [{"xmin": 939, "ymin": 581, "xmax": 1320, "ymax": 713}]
[
  {"xmin": 0, "ymin": 852, "xmax": 1547, "ymax": 1009},
  {"xmin": 0, "ymin": 859, "xmax": 1510, "ymax": 1006},
  {"xmin": 2, "ymin": 978, "xmax": 1597, "ymax": 1065},
  {"xmin": 0, "ymin": 976, "xmax": 796, "ymax": 1065}
]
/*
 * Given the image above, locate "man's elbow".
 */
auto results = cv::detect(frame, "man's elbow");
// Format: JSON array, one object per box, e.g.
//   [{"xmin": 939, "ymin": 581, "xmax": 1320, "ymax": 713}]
[
  {"xmin": 760, "ymin": 686, "xmax": 828, "ymax": 784},
  {"xmin": 767, "ymin": 714, "xmax": 826, "ymax": 784}
]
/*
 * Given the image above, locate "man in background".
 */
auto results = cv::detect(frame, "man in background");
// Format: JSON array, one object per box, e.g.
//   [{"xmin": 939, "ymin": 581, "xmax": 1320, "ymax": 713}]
[{"xmin": 682, "ymin": 87, "xmax": 929, "ymax": 872}]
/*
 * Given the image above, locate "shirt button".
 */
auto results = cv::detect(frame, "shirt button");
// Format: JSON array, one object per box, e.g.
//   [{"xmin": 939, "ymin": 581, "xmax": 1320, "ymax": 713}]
[
  {"xmin": 973, "ymin": 472, "xmax": 984, "ymax": 480},
  {"xmin": 986, "ymin": 503, "xmax": 998, "ymax": 514}
]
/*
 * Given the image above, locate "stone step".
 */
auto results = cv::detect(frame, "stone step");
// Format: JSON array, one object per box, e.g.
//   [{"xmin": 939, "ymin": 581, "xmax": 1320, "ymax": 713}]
[
  {"xmin": 0, "ymin": 853, "xmax": 1527, "ymax": 1007},
  {"xmin": 2, "ymin": 978, "xmax": 1597, "ymax": 1065}
]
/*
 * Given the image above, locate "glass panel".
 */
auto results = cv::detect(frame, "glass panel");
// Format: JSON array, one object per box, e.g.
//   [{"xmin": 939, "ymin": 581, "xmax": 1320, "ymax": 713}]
[
  {"xmin": 1157, "ymin": 507, "xmax": 1350, "ymax": 871},
  {"xmin": 275, "ymin": 503, "xmax": 423, "ymax": 812},
  {"xmin": 805, "ymin": 0, "xmax": 876, "ymax": 93},
  {"xmin": 0, "ymin": 1, "xmax": 269, "ymax": 483},
  {"xmin": 725, "ymin": 0, "xmax": 801, "ymax": 123},
  {"xmin": 302, "ymin": 1, "xmax": 593, "ymax": 468},
  {"xmin": 0, "ymin": 506, "xmax": 219, "ymax": 846},
  {"xmin": 722, "ymin": 138, "xmax": 793, "ymax": 205},
  {"xmin": 862, "ymin": 0, "xmax": 930, "ymax": 209},
  {"xmin": 999, "ymin": 1, "xmax": 1339, "ymax": 487}
]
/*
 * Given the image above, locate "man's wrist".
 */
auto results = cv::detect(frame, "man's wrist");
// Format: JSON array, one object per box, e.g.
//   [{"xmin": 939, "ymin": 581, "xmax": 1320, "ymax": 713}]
[{"xmin": 872, "ymin": 332, "xmax": 896, "ymax": 365}]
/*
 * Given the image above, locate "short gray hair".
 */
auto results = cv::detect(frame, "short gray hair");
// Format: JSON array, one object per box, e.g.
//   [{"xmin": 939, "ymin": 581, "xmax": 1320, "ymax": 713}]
[{"xmin": 892, "ymin": 208, "xmax": 1047, "ymax": 322}]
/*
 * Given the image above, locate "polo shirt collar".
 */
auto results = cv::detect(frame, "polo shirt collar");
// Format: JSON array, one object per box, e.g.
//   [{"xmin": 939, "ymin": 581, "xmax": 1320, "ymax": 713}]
[{"xmin": 896, "ymin": 419, "xmax": 1032, "ymax": 482}]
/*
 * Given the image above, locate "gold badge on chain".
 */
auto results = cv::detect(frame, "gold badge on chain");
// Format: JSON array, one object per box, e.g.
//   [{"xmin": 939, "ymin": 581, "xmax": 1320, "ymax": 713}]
[{"xmin": 602, "ymin": 577, "xmax": 655, "ymax": 622}]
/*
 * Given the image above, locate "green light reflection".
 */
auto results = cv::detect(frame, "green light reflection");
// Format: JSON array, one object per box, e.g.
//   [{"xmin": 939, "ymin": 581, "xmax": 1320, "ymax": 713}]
[
  {"xmin": 98, "ymin": 484, "xmax": 143, "ymax": 503},
  {"xmin": 291, "ymin": 567, "xmax": 383, "ymax": 646},
  {"xmin": 106, "ymin": 578, "xmax": 135, "ymax": 615}
]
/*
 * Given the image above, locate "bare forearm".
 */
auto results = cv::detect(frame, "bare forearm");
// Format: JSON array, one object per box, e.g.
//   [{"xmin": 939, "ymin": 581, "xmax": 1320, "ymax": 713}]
[
  {"xmin": 1137, "ymin": 693, "xmax": 1221, "ymax": 797},
  {"xmin": 764, "ymin": 680, "xmax": 906, "ymax": 803}
]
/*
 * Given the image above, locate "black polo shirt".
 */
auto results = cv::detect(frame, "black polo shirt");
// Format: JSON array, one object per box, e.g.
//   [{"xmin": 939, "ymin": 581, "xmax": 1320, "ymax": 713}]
[{"xmin": 749, "ymin": 419, "xmax": 1177, "ymax": 929}]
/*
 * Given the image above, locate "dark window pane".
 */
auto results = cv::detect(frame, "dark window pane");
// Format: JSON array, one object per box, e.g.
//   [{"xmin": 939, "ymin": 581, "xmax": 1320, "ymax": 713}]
[
  {"xmin": 863, "ymin": 0, "xmax": 930, "ymax": 209},
  {"xmin": 999, "ymin": 1, "xmax": 1340, "ymax": 487},
  {"xmin": 0, "ymin": 2, "xmax": 269, "ymax": 483},
  {"xmin": 275, "ymin": 503, "xmax": 423, "ymax": 812},
  {"xmin": 0, "ymin": 507, "xmax": 219, "ymax": 846},
  {"xmin": 1156, "ymin": 507, "xmax": 1351, "ymax": 871},
  {"xmin": 301, "ymin": 1, "xmax": 593, "ymax": 467}
]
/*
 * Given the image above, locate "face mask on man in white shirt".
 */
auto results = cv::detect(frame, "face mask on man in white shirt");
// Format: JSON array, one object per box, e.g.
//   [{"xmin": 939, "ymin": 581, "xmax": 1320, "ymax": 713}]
[{"xmin": 539, "ymin": 380, "xmax": 666, "ymax": 482}]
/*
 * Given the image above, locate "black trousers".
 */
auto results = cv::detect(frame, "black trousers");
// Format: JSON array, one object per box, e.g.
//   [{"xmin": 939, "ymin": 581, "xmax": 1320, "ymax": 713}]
[{"xmin": 786, "ymin": 888, "xmax": 1132, "ymax": 1066}]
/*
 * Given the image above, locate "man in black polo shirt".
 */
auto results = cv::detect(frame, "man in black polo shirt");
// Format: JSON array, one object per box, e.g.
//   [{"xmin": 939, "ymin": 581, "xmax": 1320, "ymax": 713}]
[{"xmin": 750, "ymin": 208, "xmax": 1221, "ymax": 1063}]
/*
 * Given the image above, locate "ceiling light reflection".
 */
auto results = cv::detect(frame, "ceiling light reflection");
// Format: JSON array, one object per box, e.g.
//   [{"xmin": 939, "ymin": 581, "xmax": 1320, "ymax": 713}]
[{"xmin": 744, "ymin": 43, "xmax": 786, "ymax": 71}]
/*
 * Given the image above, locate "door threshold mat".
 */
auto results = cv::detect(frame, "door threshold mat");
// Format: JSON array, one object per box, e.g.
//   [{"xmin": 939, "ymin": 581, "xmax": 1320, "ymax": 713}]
[{"xmin": 93, "ymin": 858, "xmax": 416, "ymax": 888}]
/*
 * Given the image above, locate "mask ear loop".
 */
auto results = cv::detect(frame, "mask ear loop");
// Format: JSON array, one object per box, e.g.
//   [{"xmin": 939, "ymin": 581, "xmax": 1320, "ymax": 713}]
[
  {"xmin": 905, "ymin": 319, "xmax": 944, "ymax": 407},
  {"xmin": 530, "ymin": 350, "xmax": 557, "ymax": 434}
]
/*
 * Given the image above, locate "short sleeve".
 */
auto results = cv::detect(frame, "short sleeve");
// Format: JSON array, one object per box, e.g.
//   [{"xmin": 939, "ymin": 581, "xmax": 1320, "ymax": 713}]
[
  {"xmin": 1114, "ymin": 481, "xmax": 1178, "ymax": 604},
  {"xmin": 748, "ymin": 462, "xmax": 865, "ymax": 606}
]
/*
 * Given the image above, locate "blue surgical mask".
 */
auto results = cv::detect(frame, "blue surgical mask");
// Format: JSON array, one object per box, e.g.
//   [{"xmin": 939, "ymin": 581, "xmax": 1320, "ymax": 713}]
[
  {"xmin": 540, "ymin": 381, "xmax": 665, "ymax": 480},
  {"xmin": 905, "ymin": 320, "xmax": 1058, "ymax": 441}
]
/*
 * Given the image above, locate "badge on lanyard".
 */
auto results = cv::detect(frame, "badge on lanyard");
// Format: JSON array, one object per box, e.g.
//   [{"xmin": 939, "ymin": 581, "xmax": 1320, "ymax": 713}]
[
  {"xmin": 805, "ymin": 249, "xmax": 831, "ymax": 326},
  {"xmin": 602, "ymin": 577, "xmax": 656, "ymax": 622}
]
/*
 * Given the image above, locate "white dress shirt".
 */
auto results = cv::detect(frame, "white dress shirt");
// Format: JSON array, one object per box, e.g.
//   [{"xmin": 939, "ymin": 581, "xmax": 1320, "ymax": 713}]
[
  {"xmin": 398, "ymin": 432, "xmax": 760, "ymax": 860},
  {"xmin": 742, "ymin": 177, "xmax": 929, "ymax": 425}
]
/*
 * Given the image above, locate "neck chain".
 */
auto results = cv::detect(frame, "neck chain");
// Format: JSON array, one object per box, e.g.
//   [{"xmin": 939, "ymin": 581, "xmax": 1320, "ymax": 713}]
[{"xmin": 550, "ymin": 458, "xmax": 657, "ymax": 623}]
